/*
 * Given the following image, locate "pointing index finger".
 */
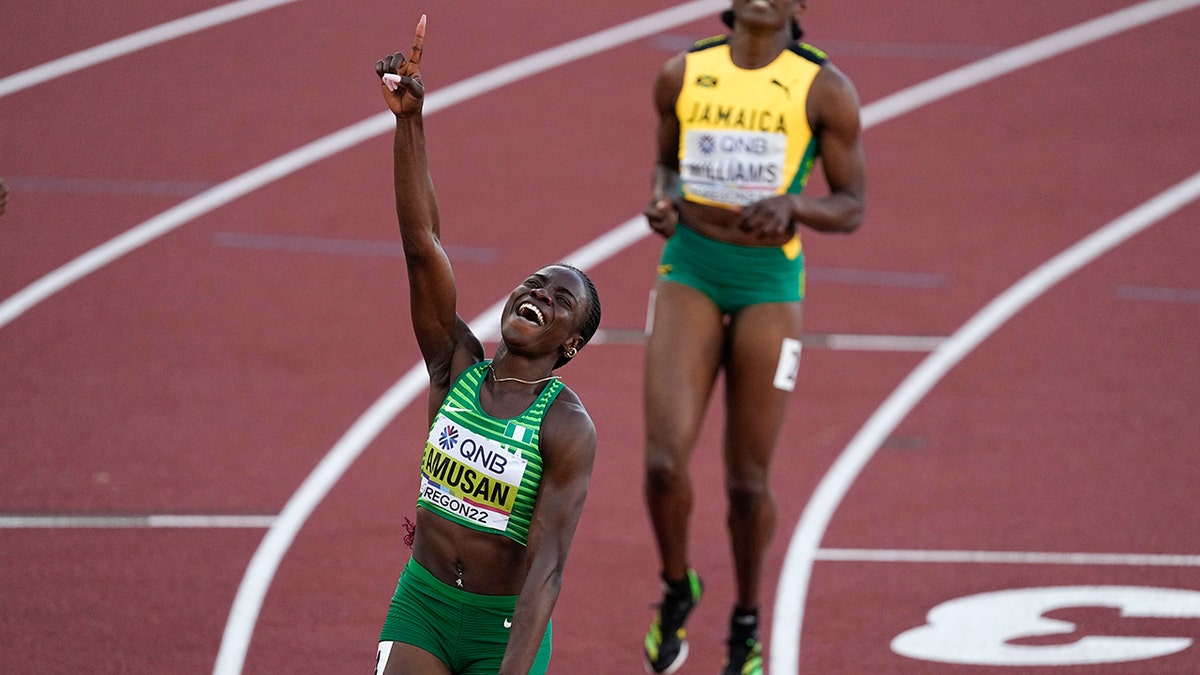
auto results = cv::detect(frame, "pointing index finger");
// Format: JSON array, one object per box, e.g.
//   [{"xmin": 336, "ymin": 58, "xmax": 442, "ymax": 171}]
[{"xmin": 409, "ymin": 14, "xmax": 426, "ymax": 66}]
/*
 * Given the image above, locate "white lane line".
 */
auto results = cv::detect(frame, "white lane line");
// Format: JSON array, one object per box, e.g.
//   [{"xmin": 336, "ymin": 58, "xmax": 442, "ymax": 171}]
[
  {"xmin": 822, "ymin": 334, "xmax": 944, "ymax": 352},
  {"xmin": 860, "ymin": 0, "xmax": 1200, "ymax": 128},
  {"xmin": 771, "ymin": 1, "xmax": 1200, "ymax": 671},
  {"xmin": 0, "ymin": 0, "xmax": 725, "ymax": 331},
  {"xmin": 818, "ymin": 549, "xmax": 1200, "ymax": 568},
  {"xmin": 0, "ymin": 514, "xmax": 276, "ymax": 528},
  {"xmin": 773, "ymin": 174, "xmax": 1200, "ymax": 671},
  {"xmin": 0, "ymin": 0, "xmax": 304, "ymax": 99},
  {"xmin": 592, "ymin": 329, "xmax": 946, "ymax": 352}
]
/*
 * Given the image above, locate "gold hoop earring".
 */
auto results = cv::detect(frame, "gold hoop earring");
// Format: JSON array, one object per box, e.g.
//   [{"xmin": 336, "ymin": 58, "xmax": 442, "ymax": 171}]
[{"xmin": 565, "ymin": 346, "xmax": 578, "ymax": 359}]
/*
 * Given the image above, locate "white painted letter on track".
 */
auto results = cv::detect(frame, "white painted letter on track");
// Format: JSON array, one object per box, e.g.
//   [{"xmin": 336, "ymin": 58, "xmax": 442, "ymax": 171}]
[{"xmin": 892, "ymin": 585, "xmax": 1200, "ymax": 666}]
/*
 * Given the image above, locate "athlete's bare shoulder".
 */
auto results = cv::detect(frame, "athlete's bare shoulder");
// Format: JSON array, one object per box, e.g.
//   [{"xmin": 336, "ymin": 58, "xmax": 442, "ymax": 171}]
[
  {"xmin": 541, "ymin": 387, "xmax": 596, "ymax": 463},
  {"xmin": 808, "ymin": 60, "xmax": 862, "ymax": 135},
  {"xmin": 654, "ymin": 51, "xmax": 688, "ymax": 107}
]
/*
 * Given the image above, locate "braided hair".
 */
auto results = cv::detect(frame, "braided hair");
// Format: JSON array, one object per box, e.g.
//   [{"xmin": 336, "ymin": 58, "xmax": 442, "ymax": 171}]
[{"xmin": 551, "ymin": 263, "xmax": 601, "ymax": 370}]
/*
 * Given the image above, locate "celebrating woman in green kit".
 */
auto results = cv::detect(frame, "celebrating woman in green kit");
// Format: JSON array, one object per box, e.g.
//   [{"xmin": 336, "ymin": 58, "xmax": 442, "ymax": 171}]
[{"xmin": 373, "ymin": 15, "xmax": 602, "ymax": 675}]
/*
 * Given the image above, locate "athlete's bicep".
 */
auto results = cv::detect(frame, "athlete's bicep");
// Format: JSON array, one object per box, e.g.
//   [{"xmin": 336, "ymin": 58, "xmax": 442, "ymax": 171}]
[
  {"xmin": 405, "ymin": 244, "xmax": 458, "ymax": 348},
  {"xmin": 403, "ymin": 242, "xmax": 487, "ymax": 391},
  {"xmin": 527, "ymin": 403, "xmax": 596, "ymax": 559},
  {"xmin": 653, "ymin": 55, "xmax": 686, "ymax": 169},
  {"xmin": 811, "ymin": 66, "xmax": 865, "ymax": 199}
]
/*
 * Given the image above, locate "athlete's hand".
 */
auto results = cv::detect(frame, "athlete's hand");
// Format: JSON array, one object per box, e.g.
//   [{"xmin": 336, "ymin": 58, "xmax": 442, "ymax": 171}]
[
  {"xmin": 376, "ymin": 14, "xmax": 426, "ymax": 117},
  {"xmin": 735, "ymin": 194, "xmax": 796, "ymax": 238},
  {"xmin": 645, "ymin": 196, "xmax": 678, "ymax": 238}
]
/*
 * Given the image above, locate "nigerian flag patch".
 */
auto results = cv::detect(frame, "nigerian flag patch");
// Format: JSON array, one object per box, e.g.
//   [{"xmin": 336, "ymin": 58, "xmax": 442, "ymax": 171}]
[{"xmin": 504, "ymin": 421, "xmax": 533, "ymax": 445}]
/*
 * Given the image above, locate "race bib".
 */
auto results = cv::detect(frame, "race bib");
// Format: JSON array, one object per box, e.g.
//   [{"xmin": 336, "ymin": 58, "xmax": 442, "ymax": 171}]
[
  {"xmin": 681, "ymin": 129, "xmax": 787, "ymax": 206},
  {"xmin": 418, "ymin": 414, "xmax": 528, "ymax": 532}
]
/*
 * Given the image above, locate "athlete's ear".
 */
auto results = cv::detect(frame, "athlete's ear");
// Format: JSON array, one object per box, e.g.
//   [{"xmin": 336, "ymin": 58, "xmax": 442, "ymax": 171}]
[
  {"xmin": 562, "ymin": 336, "xmax": 584, "ymax": 360},
  {"xmin": 794, "ymin": 1, "xmax": 808, "ymax": 18}
]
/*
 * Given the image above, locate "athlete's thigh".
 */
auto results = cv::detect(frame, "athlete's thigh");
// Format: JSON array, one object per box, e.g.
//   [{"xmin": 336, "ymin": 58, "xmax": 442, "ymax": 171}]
[
  {"xmin": 643, "ymin": 280, "xmax": 725, "ymax": 446},
  {"xmin": 723, "ymin": 302, "xmax": 803, "ymax": 474},
  {"xmin": 377, "ymin": 641, "xmax": 451, "ymax": 675}
]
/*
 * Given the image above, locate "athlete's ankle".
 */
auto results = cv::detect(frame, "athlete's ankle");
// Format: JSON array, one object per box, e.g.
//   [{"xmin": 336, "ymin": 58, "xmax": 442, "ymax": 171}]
[{"xmin": 730, "ymin": 606, "xmax": 759, "ymax": 637}]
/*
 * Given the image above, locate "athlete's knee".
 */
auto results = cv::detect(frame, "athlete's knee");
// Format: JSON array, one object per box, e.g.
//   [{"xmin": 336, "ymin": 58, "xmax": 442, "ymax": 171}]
[
  {"xmin": 645, "ymin": 450, "xmax": 689, "ymax": 496},
  {"xmin": 725, "ymin": 473, "xmax": 772, "ymax": 512}
]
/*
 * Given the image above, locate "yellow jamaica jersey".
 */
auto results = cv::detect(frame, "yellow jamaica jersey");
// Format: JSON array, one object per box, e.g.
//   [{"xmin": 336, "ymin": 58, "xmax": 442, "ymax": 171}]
[{"xmin": 676, "ymin": 36, "xmax": 827, "ymax": 208}]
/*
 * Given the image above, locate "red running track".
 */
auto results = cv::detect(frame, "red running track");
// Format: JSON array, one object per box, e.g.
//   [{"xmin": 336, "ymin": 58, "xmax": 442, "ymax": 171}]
[{"xmin": 2, "ymin": 1, "xmax": 1198, "ymax": 673}]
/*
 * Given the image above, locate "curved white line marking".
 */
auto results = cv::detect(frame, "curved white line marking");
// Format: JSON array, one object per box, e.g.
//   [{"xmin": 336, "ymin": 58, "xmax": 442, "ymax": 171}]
[
  {"xmin": 771, "ymin": 1, "xmax": 1200, "ymax": 672},
  {"xmin": 212, "ymin": 214, "xmax": 649, "ymax": 674},
  {"xmin": 772, "ymin": 172, "xmax": 1200, "ymax": 673},
  {"xmin": 818, "ymin": 549, "xmax": 1200, "ymax": 568},
  {"xmin": 0, "ymin": 0, "xmax": 304, "ymax": 99}
]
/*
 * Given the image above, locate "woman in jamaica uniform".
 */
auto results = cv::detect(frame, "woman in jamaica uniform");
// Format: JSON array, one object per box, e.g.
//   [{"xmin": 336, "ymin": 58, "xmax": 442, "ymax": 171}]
[
  {"xmin": 640, "ymin": 1, "xmax": 865, "ymax": 674},
  {"xmin": 373, "ymin": 15, "xmax": 602, "ymax": 675}
]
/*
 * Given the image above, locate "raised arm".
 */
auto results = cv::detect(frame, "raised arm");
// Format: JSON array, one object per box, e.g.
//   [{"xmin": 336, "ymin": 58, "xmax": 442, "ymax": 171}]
[
  {"xmin": 500, "ymin": 394, "xmax": 597, "ymax": 674},
  {"xmin": 377, "ymin": 16, "xmax": 481, "ymax": 394}
]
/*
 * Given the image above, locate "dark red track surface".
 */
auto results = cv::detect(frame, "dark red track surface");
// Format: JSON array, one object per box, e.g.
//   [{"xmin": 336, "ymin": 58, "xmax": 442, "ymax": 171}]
[{"xmin": 3, "ymin": 1, "xmax": 1198, "ymax": 673}]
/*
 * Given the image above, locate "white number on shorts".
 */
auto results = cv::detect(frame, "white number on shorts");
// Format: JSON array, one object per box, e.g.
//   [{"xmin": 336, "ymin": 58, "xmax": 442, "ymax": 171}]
[{"xmin": 375, "ymin": 642, "xmax": 393, "ymax": 675}]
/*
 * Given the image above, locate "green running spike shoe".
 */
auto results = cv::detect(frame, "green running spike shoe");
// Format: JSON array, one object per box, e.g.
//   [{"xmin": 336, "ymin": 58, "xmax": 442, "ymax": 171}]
[{"xmin": 643, "ymin": 569, "xmax": 703, "ymax": 674}]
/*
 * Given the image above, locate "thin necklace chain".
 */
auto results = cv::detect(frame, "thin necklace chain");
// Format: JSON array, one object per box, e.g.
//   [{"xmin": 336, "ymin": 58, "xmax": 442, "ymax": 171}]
[{"xmin": 488, "ymin": 365, "xmax": 558, "ymax": 385}]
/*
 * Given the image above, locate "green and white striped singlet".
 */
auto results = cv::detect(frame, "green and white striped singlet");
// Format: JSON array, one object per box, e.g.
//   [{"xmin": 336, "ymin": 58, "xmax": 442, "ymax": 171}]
[{"xmin": 417, "ymin": 361, "xmax": 562, "ymax": 546}]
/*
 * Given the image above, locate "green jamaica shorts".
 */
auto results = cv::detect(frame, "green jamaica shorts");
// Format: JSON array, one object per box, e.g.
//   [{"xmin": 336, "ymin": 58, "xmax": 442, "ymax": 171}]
[{"xmin": 659, "ymin": 223, "xmax": 806, "ymax": 314}]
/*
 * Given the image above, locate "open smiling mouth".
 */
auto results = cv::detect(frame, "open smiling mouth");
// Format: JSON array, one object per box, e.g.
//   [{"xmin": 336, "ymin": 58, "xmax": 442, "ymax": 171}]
[{"xmin": 516, "ymin": 301, "xmax": 546, "ymax": 325}]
